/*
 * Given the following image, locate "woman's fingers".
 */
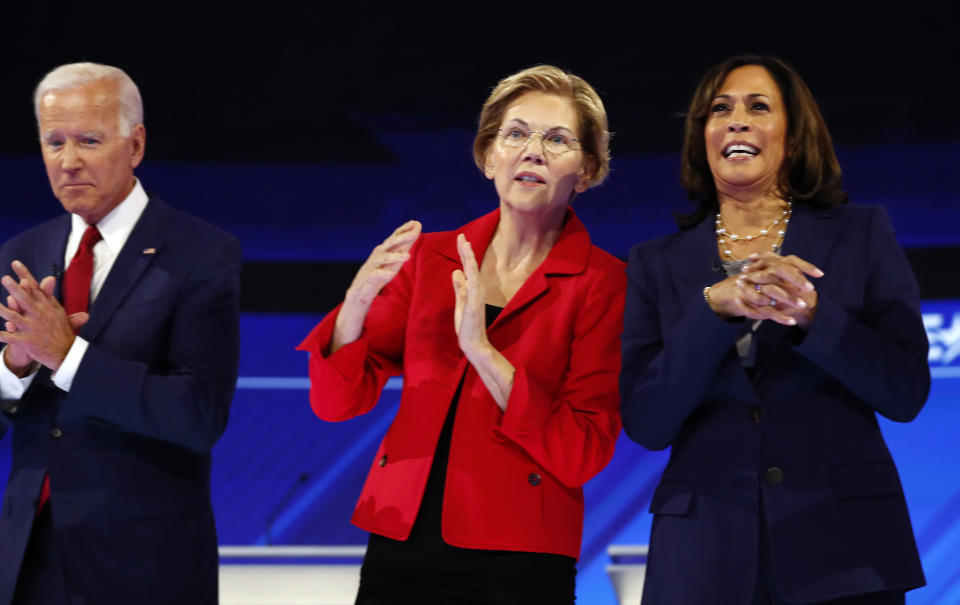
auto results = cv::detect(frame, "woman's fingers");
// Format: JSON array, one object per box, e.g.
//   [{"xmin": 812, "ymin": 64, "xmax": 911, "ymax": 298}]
[
  {"xmin": 743, "ymin": 252, "xmax": 823, "ymax": 286},
  {"xmin": 782, "ymin": 254, "xmax": 824, "ymax": 278},
  {"xmin": 739, "ymin": 277, "xmax": 807, "ymax": 309},
  {"xmin": 381, "ymin": 220, "xmax": 422, "ymax": 253},
  {"xmin": 742, "ymin": 263, "xmax": 813, "ymax": 293},
  {"xmin": 456, "ymin": 234, "xmax": 481, "ymax": 279},
  {"xmin": 349, "ymin": 221, "xmax": 422, "ymax": 301}
]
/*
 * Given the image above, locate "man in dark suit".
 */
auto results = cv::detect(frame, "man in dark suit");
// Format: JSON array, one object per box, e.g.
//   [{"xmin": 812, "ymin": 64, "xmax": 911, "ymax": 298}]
[{"xmin": 0, "ymin": 62, "xmax": 240, "ymax": 604}]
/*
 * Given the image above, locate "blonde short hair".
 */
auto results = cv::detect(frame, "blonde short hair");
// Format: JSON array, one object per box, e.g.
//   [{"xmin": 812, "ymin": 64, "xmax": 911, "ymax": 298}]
[
  {"xmin": 473, "ymin": 65, "xmax": 611, "ymax": 188},
  {"xmin": 34, "ymin": 62, "xmax": 143, "ymax": 137}
]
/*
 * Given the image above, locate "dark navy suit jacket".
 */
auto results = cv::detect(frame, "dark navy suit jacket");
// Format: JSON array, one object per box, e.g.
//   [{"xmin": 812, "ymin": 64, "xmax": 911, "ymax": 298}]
[
  {"xmin": 0, "ymin": 196, "xmax": 241, "ymax": 605},
  {"xmin": 620, "ymin": 203, "xmax": 929, "ymax": 604}
]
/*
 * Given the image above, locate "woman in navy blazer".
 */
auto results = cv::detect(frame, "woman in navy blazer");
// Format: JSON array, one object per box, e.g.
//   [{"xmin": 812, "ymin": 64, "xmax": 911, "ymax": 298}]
[
  {"xmin": 620, "ymin": 55, "xmax": 929, "ymax": 605},
  {"xmin": 299, "ymin": 65, "xmax": 625, "ymax": 604}
]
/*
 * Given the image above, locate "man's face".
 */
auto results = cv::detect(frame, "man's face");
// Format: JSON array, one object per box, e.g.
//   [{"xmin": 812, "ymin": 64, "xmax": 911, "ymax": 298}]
[{"xmin": 37, "ymin": 81, "xmax": 145, "ymax": 225}]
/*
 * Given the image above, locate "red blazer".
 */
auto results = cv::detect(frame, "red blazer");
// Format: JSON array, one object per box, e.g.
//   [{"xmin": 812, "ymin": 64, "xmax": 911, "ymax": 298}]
[{"xmin": 298, "ymin": 207, "xmax": 625, "ymax": 559}]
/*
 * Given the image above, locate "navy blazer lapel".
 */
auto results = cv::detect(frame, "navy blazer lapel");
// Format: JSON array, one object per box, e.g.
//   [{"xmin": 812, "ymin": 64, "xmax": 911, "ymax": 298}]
[
  {"xmin": 38, "ymin": 216, "xmax": 72, "ymax": 300},
  {"xmin": 778, "ymin": 203, "xmax": 843, "ymax": 279},
  {"xmin": 81, "ymin": 198, "xmax": 172, "ymax": 342},
  {"xmin": 664, "ymin": 216, "xmax": 759, "ymax": 399},
  {"xmin": 663, "ymin": 216, "xmax": 727, "ymax": 311},
  {"xmin": 751, "ymin": 203, "xmax": 843, "ymax": 380}
]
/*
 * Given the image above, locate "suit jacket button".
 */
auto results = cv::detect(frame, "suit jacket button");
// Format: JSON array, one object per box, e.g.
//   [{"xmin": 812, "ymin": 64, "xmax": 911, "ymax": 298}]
[
  {"xmin": 31, "ymin": 500, "xmax": 39, "ymax": 511},
  {"xmin": 8, "ymin": 406, "xmax": 17, "ymax": 414},
  {"xmin": 764, "ymin": 467, "xmax": 784, "ymax": 486},
  {"xmin": 50, "ymin": 428, "xmax": 63, "ymax": 438},
  {"xmin": 378, "ymin": 455, "xmax": 387, "ymax": 467},
  {"xmin": 528, "ymin": 473, "xmax": 541, "ymax": 486},
  {"xmin": 750, "ymin": 405, "xmax": 765, "ymax": 423}
]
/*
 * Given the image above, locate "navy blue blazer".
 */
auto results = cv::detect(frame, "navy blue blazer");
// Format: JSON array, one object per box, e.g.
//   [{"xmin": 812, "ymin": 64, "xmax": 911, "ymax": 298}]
[
  {"xmin": 620, "ymin": 203, "xmax": 929, "ymax": 604},
  {"xmin": 0, "ymin": 196, "xmax": 241, "ymax": 605}
]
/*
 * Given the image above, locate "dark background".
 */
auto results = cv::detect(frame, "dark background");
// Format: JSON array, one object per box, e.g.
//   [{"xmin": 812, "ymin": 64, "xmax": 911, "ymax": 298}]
[
  {"xmin": 3, "ymin": 6, "xmax": 957, "ymax": 160},
  {"xmin": 2, "ymin": 5, "xmax": 959, "ymax": 308}
]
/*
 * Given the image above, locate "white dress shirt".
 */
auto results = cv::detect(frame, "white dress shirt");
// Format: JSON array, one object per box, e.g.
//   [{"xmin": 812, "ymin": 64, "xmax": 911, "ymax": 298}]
[{"xmin": 0, "ymin": 179, "xmax": 149, "ymax": 397}]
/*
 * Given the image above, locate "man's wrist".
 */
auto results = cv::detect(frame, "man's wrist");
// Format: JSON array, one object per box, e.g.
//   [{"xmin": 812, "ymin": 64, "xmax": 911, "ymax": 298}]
[{"xmin": 3, "ymin": 348, "xmax": 37, "ymax": 378}]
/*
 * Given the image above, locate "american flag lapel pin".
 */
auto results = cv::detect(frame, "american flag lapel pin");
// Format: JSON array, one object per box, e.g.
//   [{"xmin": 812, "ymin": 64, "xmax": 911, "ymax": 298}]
[{"xmin": 142, "ymin": 247, "xmax": 156, "ymax": 255}]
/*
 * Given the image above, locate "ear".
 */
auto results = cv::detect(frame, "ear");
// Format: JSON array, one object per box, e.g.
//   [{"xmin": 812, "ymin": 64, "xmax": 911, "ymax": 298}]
[
  {"xmin": 574, "ymin": 158, "xmax": 596, "ymax": 193},
  {"xmin": 484, "ymin": 151, "xmax": 495, "ymax": 181},
  {"xmin": 129, "ymin": 124, "xmax": 146, "ymax": 170}
]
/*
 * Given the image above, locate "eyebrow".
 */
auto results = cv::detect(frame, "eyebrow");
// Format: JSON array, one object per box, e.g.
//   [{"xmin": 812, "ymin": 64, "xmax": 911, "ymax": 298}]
[
  {"xmin": 42, "ymin": 130, "xmax": 104, "ymax": 140},
  {"xmin": 711, "ymin": 93, "xmax": 772, "ymax": 101},
  {"xmin": 503, "ymin": 118, "xmax": 575, "ymax": 133}
]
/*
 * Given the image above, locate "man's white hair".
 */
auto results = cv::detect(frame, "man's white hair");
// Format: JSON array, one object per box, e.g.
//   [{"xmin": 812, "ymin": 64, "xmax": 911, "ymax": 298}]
[{"xmin": 34, "ymin": 62, "xmax": 143, "ymax": 137}]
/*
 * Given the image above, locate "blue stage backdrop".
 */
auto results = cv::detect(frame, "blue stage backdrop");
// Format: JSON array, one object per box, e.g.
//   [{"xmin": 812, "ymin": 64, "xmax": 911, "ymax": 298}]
[{"xmin": 1, "ymin": 142, "xmax": 959, "ymax": 602}]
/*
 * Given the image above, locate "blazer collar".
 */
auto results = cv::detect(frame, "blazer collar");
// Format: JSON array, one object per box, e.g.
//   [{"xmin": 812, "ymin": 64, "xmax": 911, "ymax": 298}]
[
  {"xmin": 663, "ymin": 212, "xmax": 725, "ymax": 296},
  {"xmin": 437, "ymin": 206, "xmax": 592, "ymax": 326},
  {"xmin": 437, "ymin": 206, "xmax": 591, "ymax": 273},
  {"xmin": 779, "ymin": 202, "xmax": 843, "ymax": 273},
  {"xmin": 663, "ymin": 202, "xmax": 843, "ymax": 301},
  {"xmin": 81, "ymin": 195, "xmax": 173, "ymax": 341},
  {"xmin": 749, "ymin": 202, "xmax": 843, "ymax": 381},
  {"xmin": 40, "ymin": 216, "xmax": 73, "ymax": 300}
]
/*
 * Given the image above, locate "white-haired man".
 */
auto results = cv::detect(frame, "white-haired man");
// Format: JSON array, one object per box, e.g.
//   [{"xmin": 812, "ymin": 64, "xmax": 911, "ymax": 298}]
[{"xmin": 0, "ymin": 62, "xmax": 240, "ymax": 604}]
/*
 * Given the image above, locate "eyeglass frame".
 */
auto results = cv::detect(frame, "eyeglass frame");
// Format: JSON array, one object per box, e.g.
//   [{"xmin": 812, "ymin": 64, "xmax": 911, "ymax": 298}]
[{"xmin": 496, "ymin": 126, "xmax": 582, "ymax": 155}]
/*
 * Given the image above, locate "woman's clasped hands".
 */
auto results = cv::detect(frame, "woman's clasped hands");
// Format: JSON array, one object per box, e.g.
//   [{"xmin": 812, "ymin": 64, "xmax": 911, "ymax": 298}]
[{"xmin": 707, "ymin": 252, "xmax": 824, "ymax": 328}]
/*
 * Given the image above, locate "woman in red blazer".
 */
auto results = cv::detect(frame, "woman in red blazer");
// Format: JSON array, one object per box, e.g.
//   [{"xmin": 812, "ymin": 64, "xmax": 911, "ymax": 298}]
[{"xmin": 298, "ymin": 65, "xmax": 625, "ymax": 604}]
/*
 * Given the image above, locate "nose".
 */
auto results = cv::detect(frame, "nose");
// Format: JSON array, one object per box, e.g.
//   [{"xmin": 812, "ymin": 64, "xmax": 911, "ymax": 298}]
[
  {"xmin": 61, "ymin": 142, "xmax": 83, "ymax": 172},
  {"xmin": 522, "ymin": 132, "xmax": 546, "ymax": 164},
  {"xmin": 727, "ymin": 105, "xmax": 751, "ymax": 133}
]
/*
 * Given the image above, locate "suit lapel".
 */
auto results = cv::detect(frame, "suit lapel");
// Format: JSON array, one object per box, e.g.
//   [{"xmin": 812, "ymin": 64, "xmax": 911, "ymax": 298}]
[
  {"xmin": 436, "ymin": 206, "xmax": 589, "ymax": 331},
  {"xmin": 81, "ymin": 198, "xmax": 172, "ymax": 342},
  {"xmin": 663, "ymin": 216, "xmax": 727, "ymax": 314},
  {"xmin": 751, "ymin": 203, "xmax": 843, "ymax": 379},
  {"xmin": 17, "ymin": 217, "xmax": 73, "ymax": 392},
  {"xmin": 36, "ymin": 216, "xmax": 72, "ymax": 300},
  {"xmin": 779, "ymin": 202, "xmax": 843, "ymax": 282},
  {"xmin": 664, "ymin": 216, "xmax": 759, "ymax": 399}
]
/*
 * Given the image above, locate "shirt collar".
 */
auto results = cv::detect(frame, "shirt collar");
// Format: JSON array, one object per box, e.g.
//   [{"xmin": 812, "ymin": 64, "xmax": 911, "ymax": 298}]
[{"xmin": 70, "ymin": 179, "xmax": 149, "ymax": 254}]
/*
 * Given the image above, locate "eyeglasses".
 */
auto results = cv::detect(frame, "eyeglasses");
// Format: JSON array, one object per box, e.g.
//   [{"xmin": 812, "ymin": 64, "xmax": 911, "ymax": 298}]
[{"xmin": 497, "ymin": 126, "xmax": 581, "ymax": 155}]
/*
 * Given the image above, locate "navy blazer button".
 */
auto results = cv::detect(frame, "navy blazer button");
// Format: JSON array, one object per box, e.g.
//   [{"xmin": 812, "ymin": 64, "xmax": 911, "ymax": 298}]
[
  {"xmin": 528, "ymin": 473, "xmax": 541, "ymax": 486},
  {"xmin": 31, "ymin": 500, "xmax": 39, "ymax": 511},
  {"xmin": 378, "ymin": 455, "xmax": 387, "ymax": 467},
  {"xmin": 764, "ymin": 467, "xmax": 784, "ymax": 486},
  {"xmin": 750, "ymin": 405, "xmax": 765, "ymax": 423},
  {"xmin": 50, "ymin": 428, "xmax": 63, "ymax": 438}
]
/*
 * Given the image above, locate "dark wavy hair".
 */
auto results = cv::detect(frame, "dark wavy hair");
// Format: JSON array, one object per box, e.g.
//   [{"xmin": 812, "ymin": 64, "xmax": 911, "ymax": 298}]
[{"xmin": 677, "ymin": 55, "xmax": 848, "ymax": 229}]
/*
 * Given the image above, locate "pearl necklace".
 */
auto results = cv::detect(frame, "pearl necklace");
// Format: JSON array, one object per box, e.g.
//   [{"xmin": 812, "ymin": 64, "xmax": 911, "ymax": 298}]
[{"xmin": 715, "ymin": 200, "xmax": 792, "ymax": 258}]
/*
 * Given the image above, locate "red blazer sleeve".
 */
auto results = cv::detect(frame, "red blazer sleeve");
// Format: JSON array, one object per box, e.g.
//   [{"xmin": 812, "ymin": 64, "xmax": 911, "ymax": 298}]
[
  {"xmin": 296, "ymin": 237, "xmax": 421, "ymax": 421},
  {"xmin": 492, "ymin": 259, "xmax": 626, "ymax": 488}
]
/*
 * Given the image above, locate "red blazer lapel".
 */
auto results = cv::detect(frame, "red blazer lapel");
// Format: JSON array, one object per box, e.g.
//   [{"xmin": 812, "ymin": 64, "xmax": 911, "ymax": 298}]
[{"xmin": 436, "ymin": 206, "xmax": 592, "ymax": 329}]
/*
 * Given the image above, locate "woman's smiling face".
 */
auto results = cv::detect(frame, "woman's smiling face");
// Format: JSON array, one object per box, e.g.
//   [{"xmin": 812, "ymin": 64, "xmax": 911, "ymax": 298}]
[{"xmin": 704, "ymin": 64, "xmax": 788, "ymax": 199}]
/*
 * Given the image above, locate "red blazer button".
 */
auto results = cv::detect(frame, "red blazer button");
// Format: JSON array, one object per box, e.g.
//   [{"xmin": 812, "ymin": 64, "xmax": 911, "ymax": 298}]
[{"xmin": 528, "ymin": 473, "xmax": 541, "ymax": 486}]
